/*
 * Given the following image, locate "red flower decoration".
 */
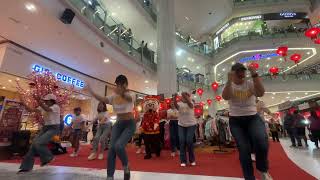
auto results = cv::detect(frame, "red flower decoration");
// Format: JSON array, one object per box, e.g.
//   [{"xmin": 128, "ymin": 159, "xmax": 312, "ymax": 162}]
[
  {"xmin": 215, "ymin": 95, "xmax": 222, "ymax": 102},
  {"xmin": 207, "ymin": 99, "xmax": 212, "ymax": 105},
  {"xmin": 211, "ymin": 82, "xmax": 219, "ymax": 92},
  {"xmin": 249, "ymin": 62, "xmax": 259, "ymax": 70},
  {"xmin": 305, "ymin": 27, "xmax": 320, "ymax": 39},
  {"xmin": 197, "ymin": 88, "xmax": 204, "ymax": 97},
  {"xmin": 290, "ymin": 53, "xmax": 301, "ymax": 64},
  {"xmin": 269, "ymin": 66, "xmax": 279, "ymax": 75}
]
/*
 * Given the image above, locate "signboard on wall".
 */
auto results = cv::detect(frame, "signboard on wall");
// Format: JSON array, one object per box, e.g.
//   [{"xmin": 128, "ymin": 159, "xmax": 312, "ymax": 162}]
[
  {"xmin": 263, "ymin": 12, "xmax": 308, "ymax": 20},
  {"xmin": 0, "ymin": 100, "xmax": 24, "ymax": 144}
]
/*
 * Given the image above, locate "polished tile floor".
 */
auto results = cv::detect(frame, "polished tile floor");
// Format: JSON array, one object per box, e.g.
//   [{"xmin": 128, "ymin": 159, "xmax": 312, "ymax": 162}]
[{"xmin": 0, "ymin": 138, "xmax": 319, "ymax": 180}]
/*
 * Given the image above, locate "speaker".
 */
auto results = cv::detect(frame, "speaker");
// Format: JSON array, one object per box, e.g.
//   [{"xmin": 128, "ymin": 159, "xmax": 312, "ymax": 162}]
[{"xmin": 60, "ymin": 8, "xmax": 75, "ymax": 24}]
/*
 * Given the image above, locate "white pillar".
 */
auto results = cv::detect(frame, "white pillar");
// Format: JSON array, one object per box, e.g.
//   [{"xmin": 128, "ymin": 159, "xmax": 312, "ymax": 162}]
[{"xmin": 157, "ymin": 0, "xmax": 177, "ymax": 97}]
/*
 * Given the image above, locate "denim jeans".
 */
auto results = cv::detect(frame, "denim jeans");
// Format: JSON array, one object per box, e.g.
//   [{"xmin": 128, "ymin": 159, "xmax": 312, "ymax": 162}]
[
  {"xmin": 107, "ymin": 119, "xmax": 136, "ymax": 178},
  {"xmin": 20, "ymin": 125, "xmax": 59, "ymax": 171},
  {"xmin": 229, "ymin": 114, "xmax": 269, "ymax": 180},
  {"xmin": 178, "ymin": 125, "xmax": 196, "ymax": 164},
  {"xmin": 92, "ymin": 123, "xmax": 112, "ymax": 153},
  {"xmin": 169, "ymin": 120, "xmax": 179, "ymax": 152}
]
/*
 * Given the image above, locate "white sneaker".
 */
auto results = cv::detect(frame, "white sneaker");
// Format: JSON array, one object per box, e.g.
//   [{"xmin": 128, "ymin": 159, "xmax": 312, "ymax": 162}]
[
  {"xmin": 98, "ymin": 153, "xmax": 104, "ymax": 160},
  {"xmin": 260, "ymin": 172, "xmax": 273, "ymax": 180},
  {"xmin": 88, "ymin": 153, "xmax": 97, "ymax": 160},
  {"xmin": 171, "ymin": 152, "xmax": 175, "ymax": 157},
  {"xmin": 180, "ymin": 163, "xmax": 186, "ymax": 167},
  {"xmin": 251, "ymin": 154, "xmax": 256, "ymax": 162},
  {"xmin": 70, "ymin": 152, "xmax": 78, "ymax": 157},
  {"xmin": 191, "ymin": 162, "xmax": 196, "ymax": 166}
]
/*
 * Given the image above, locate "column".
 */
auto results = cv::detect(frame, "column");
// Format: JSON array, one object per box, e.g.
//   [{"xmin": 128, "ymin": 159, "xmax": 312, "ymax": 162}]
[{"xmin": 157, "ymin": 0, "xmax": 177, "ymax": 97}]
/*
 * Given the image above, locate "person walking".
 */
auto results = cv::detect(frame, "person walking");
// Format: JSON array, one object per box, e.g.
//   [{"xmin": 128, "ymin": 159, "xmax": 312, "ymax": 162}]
[
  {"xmin": 293, "ymin": 110, "xmax": 308, "ymax": 147},
  {"xmin": 88, "ymin": 102, "xmax": 112, "ymax": 160},
  {"xmin": 269, "ymin": 118, "xmax": 280, "ymax": 142},
  {"xmin": 174, "ymin": 92, "xmax": 197, "ymax": 167},
  {"xmin": 167, "ymin": 102, "xmax": 180, "ymax": 157},
  {"xmin": 70, "ymin": 107, "xmax": 85, "ymax": 157},
  {"xmin": 283, "ymin": 111, "xmax": 296, "ymax": 147},
  {"xmin": 88, "ymin": 75, "xmax": 135, "ymax": 180},
  {"xmin": 222, "ymin": 63, "xmax": 272, "ymax": 180},
  {"xmin": 308, "ymin": 110, "xmax": 320, "ymax": 149},
  {"xmin": 18, "ymin": 94, "xmax": 60, "ymax": 173}
]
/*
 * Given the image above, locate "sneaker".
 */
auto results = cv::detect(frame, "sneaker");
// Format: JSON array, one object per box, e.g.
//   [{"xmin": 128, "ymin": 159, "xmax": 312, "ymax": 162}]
[
  {"xmin": 17, "ymin": 169, "xmax": 31, "ymax": 174},
  {"xmin": 70, "ymin": 152, "xmax": 78, "ymax": 157},
  {"xmin": 136, "ymin": 149, "xmax": 142, "ymax": 154},
  {"xmin": 260, "ymin": 172, "xmax": 273, "ymax": 180},
  {"xmin": 180, "ymin": 163, "xmax": 186, "ymax": 167},
  {"xmin": 40, "ymin": 157, "xmax": 54, "ymax": 167},
  {"xmin": 251, "ymin": 154, "xmax": 256, "ymax": 162},
  {"xmin": 171, "ymin": 152, "xmax": 175, "ymax": 157},
  {"xmin": 98, "ymin": 153, "xmax": 104, "ymax": 160},
  {"xmin": 191, "ymin": 162, "xmax": 196, "ymax": 166},
  {"xmin": 88, "ymin": 153, "xmax": 97, "ymax": 160},
  {"xmin": 124, "ymin": 166, "xmax": 130, "ymax": 180}
]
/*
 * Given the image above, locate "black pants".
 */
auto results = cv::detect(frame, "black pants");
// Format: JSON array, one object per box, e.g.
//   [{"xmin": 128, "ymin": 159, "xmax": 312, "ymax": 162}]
[
  {"xmin": 271, "ymin": 131, "xmax": 279, "ymax": 142},
  {"xmin": 286, "ymin": 128, "xmax": 296, "ymax": 146},
  {"xmin": 311, "ymin": 130, "xmax": 320, "ymax": 148},
  {"xmin": 143, "ymin": 134, "xmax": 161, "ymax": 156},
  {"xmin": 159, "ymin": 121, "xmax": 166, "ymax": 147},
  {"xmin": 169, "ymin": 120, "xmax": 179, "ymax": 152}
]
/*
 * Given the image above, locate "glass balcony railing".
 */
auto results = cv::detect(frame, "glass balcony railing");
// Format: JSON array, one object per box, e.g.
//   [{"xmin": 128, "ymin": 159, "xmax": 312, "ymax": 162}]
[
  {"xmin": 233, "ymin": 0, "xmax": 289, "ymax": 6},
  {"xmin": 68, "ymin": 0, "xmax": 157, "ymax": 71}
]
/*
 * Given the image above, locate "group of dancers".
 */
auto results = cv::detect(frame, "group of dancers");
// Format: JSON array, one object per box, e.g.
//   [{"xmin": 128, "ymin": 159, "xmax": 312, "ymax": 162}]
[{"xmin": 18, "ymin": 62, "xmax": 273, "ymax": 180}]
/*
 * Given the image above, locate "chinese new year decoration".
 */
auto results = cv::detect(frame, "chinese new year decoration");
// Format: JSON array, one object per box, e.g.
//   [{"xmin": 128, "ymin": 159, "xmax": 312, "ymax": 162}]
[
  {"xmin": 197, "ymin": 88, "xmax": 204, "ymax": 97},
  {"xmin": 207, "ymin": 99, "xmax": 212, "ymax": 106},
  {"xmin": 276, "ymin": 46, "xmax": 288, "ymax": 61},
  {"xmin": 215, "ymin": 95, "xmax": 222, "ymax": 102},
  {"xmin": 290, "ymin": 53, "xmax": 301, "ymax": 64},
  {"xmin": 211, "ymin": 82, "xmax": 219, "ymax": 92},
  {"xmin": 249, "ymin": 62, "xmax": 259, "ymax": 70},
  {"xmin": 304, "ymin": 27, "xmax": 320, "ymax": 39},
  {"xmin": 269, "ymin": 66, "xmax": 279, "ymax": 76}
]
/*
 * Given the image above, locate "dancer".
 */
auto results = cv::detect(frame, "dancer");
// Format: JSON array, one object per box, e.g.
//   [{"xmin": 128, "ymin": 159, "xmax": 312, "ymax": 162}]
[
  {"xmin": 18, "ymin": 94, "xmax": 60, "ymax": 173},
  {"xmin": 222, "ymin": 63, "xmax": 272, "ymax": 180},
  {"xmin": 174, "ymin": 92, "xmax": 197, "ymax": 167},
  {"xmin": 88, "ymin": 102, "xmax": 112, "ymax": 160},
  {"xmin": 88, "ymin": 75, "xmax": 135, "ymax": 180},
  {"xmin": 70, "ymin": 107, "xmax": 85, "ymax": 157},
  {"xmin": 167, "ymin": 101, "xmax": 180, "ymax": 157}
]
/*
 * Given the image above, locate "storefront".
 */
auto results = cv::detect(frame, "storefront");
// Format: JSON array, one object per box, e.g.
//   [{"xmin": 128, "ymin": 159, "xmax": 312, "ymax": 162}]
[
  {"xmin": 0, "ymin": 42, "xmax": 145, "ymax": 145},
  {"xmin": 212, "ymin": 12, "xmax": 309, "ymax": 50}
]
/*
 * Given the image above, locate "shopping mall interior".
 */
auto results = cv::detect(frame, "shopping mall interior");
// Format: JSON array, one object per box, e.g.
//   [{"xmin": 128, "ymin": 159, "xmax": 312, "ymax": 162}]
[{"xmin": 0, "ymin": 0, "xmax": 320, "ymax": 179}]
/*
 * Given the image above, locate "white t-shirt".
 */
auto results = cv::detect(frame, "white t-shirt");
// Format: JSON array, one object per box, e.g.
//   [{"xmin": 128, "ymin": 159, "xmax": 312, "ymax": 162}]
[
  {"xmin": 228, "ymin": 81, "xmax": 257, "ymax": 117},
  {"xmin": 38, "ymin": 104, "xmax": 60, "ymax": 126},
  {"xmin": 107, "ymin": 92, "xmax": 135, "ymax": 114},
  {"xmin": 96, "ymin": 112, "xmax": 110, "ymax": 124},
  {"xmin": 257, "ymin": 100, "xmax": 267, "ymax": 120},
  {"xmin": 167, "ymin": 109, "xmax": 179, "ymax": 120},
  {"xmin": 177, "ymin": 102, "xmax": 197, "ymax": 127},
  {"xmin": 72, "ymin": 115, "xmax": 85, "ymax": 129}
]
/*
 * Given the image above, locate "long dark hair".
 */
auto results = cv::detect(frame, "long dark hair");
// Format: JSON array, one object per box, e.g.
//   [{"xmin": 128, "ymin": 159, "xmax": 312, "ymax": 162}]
[{"xmin": 97, "ymin": 102, "xmax": 107, "ymax": 113}]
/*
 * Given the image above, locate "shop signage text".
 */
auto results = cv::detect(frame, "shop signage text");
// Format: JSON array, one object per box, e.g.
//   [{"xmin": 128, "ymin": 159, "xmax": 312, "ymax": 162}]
[
  {"xmin": 32, "ymin": 64, "xmax": 85, "ymax": 88},
  {"xmin": 239, "ymin": 53, "xmax": 279, "ymax": 63},
  {"xmin": 216, "ymin": 23, "xmax": 230, "ymax": 35},
  {"xmin": 240, "ymin": 15, "xmax": 262, "ymax": 21},
  {"xmin": 64, "ymin": 114, "xmax": 73, "ymax": 126},
  {"xmin": 280, "ymin": 12, "xmax": 297, "ymax": 18}
]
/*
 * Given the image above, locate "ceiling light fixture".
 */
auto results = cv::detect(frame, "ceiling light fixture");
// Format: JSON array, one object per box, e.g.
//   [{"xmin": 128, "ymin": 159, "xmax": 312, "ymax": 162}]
[
  {"xmin": 196, "ymin": 66, "xmax": 200, "ymax": 69},
  {"xmin": 104, "ymin": 58, "xmax": 110, "ymax": 63},
  {"xmin": 25, "ymin": 2, "xmax": 37, "ymax": 12},
  {"xmin": 16, "ymin": 78, "xmax": 20, "ymax": 81},
  {"xmin": 149, "ymin": 42, "xmax": 154, "ymax": 46},
  {"xmin": 144, "ymin": 80, "xmax": 149, "ymax": 83},
  {"xmin": 8, "ymin": 80, "xmax": 12, "ymax": 83},
  {"xmin": 182, "ymin": 65, "xmax": 186, "ymax": 68},
  {"xmin": 2, "ymin": 87, "xmax": 6, "ymax": 89}
]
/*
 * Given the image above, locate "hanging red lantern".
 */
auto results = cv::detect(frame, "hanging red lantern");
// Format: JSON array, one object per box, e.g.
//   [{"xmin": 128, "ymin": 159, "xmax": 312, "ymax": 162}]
[
  {"xmin": 249, "ymin": 62, "xmax": 259, "ymax": 70},
  {"xmin": 314, "ymin": 38, "xmax": 320, "ymax": 44},
  {"xmin": 197, "ymin": 88, "xmax": 204, "ymax": 97},
  {"xmin": 305, "ymin": 27, "xmax": 320, "ymax": 39},
  {"xmin": 207, "ymin": 99, "xmax": 212, "ymax": 105},
  {"xmin": 276, "ymin": 46, "xmax": 288, "ymax": 60},
  {"xmin": 215, "ymin": 95, "xmax": 222, "ymax": 102},
  {"xmin": 290, "ymin": 53, "xmax": 301, "ymax": 64},
  {"xmin": 269, "ymin": 66, "xmax": 279, "ymax": 75},
  {"xmin": 165, "ymin": 98, "xmax": 171, "ymax": 104},
  {"xmin": 211, "ymin": 82, "xmax": 219, "ymax": 92}
]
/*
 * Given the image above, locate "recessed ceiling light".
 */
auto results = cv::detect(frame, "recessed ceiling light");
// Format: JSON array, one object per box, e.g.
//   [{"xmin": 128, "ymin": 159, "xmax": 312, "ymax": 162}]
[
  {"xmin": 144, "ymin": 80, "xmax": 149, "ymax": 83},
  {"xmin": 272, "ymin": 93, "xmax": 276, "ymax": 95},
  {"xmin": 231, "ymin": 61, "xmax": 235, "ymax": 65},
  {"xmin": 266, "ymin": 64, "xmax": 270, "ymax": 68},
  {"xmin": 307, "ymin": 52, "xmax": 311, "ymax": 55},
  {"xmin": 288, "ymin": 92, "xmax": 291, "ymax": 95},
  {"xmin": 271, "ymin": 97, "xmax": 275, "ymax": 99},
  {"xmin": 16, "ymin": 78, "xmax": 20, "ymax": 81},
  {"xmin": 104, "ymin": 58, "xmax": 110, "ymax": 63},
  {"xmin": 305, "ymin": 92, "xmax": 308, "ymax": 95},
  {"xmin": 149, "ymin": 42, "xmax": 154, "ymax": 46},
  {"xmin": 182, "ymin": 65, "xmax": 186, "ymax": 68},
  {"xmin": 8, "ymin": 80, "xmax": 12, "ymax": 83},
  {"xmin": 222, "ymin": 68, "xmax": 226, "ymax": 71},
  {"xmin": 2, "ymin": 87, "xmax": 6, "ymax": 89},
  {"xmin": 196, "ymin": 66, "xmax": 200, "ymax": 69},
  {"xmin": 185, "ymin": 16, "xmax": 190, "ymax": 21},
  {"xmin": 176, "ymin": 50, "xmax": 183, "ymax": 56},
  {"xmin": 218, "ymin": 73, "xmax": 221, "ymax": 76},
  {"xmin": 25, "ymin": 2, "xmax": 37, "ymax": 12},
  {"xmin": 111, "ymin": 12, "xmax": 116, "ymax": 16}
]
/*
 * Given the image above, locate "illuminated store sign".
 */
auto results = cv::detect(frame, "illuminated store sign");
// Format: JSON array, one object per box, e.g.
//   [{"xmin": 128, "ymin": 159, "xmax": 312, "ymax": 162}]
[
  {"xmin": 64, "ymin": 114, "xmax": 73, "ymax": 126},
  {"xmin": 280, "ymin": 12, "xmax": 297, "ymax": 18},
  {"xmin": 239, "ymin": 53, "xmax": 279, "ymax": 63},
  {"xmin": 32, "ymin": 64, "xmax": 85, "ymax": 88},
  {"xmin": 240, "ymin": 15, "xmax": 262, "ymax": 21},
  {"xmin": 216, "ymin": 23, "xmax": 230, "ymax": 35}
]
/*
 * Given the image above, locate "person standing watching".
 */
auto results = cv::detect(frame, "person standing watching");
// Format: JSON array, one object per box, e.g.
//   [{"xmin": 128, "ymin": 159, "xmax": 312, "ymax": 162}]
[
  {"xmin": 167, "ymin": 102, "xmax": 180, "ymax": 157},
  {"xmin": 283, "ymin": 111, "xmax": 296, "ymax": 147},
  {"xmin": 18, "ymin": 94, "xmax": 60, "ymax": 173},
  {"xmin": 222, "ymin": 63, "xmax": 272, "ymax": 180},
  {"xmin": 308, "ymin": 110, "xmax": 320, "ymax": 149}
]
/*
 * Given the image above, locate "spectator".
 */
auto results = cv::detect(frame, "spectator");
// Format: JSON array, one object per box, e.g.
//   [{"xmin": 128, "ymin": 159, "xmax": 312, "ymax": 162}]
[
  {"xmin": 269, "ymin": 118, "xmax": 280, "ymax": 142},
  {"xmin": 283, "ymin": 111, "xmax": 296, "ymax": 147},
  {"xmin": 293, "ymin": 110, "xmax": 308, "ymax": 147},
  {"xmin": 308, "ymin": 110, "xmax": 320, "ymax": 149}
]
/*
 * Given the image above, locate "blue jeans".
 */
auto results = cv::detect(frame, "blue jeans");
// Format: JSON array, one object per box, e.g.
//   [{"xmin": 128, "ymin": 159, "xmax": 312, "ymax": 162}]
[
  {"xmin": 178, "ymin": 125, "xmax": 196, "ymax": 164},
  {"xmin": 92, "ymin": 123, "xmax": 112, "ymax": 153},
  {"xmin": 107, "ymin": 119, "xmax": 136, "ymax": 177},
  {"xmin": 169, "ymin": 120, "xmax": 179, "ymax": 152},
  {"xmin": 229, "ymin": 114, "xmax": 269, "ymax": 180},
  {"xmin": 20, "ymin": 125, "xmax": 59, "ymax": 171}
]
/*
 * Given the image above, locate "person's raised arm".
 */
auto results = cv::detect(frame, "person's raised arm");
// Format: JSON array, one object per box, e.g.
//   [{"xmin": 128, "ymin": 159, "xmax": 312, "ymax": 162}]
[
  {"xmin": 173, "ymin": 94, "xmax": 180, "ymax": 110},
  {"xmin": 87, "ymin": 84, "xmax": 110, "ymax": 104},
  {"xmin": 19, "ymin": 95, "xmax": 41, "ymax": 113},
  {"xmin": 222, "ymin": 71, "xmax": 234, "ymax": 100},
  {"xmin": 248, "ymin": 67, "xmax": 265, "ymax": 97}
]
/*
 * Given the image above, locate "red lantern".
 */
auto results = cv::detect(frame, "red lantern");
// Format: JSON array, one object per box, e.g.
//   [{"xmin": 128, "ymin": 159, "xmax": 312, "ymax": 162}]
[
  {"xmin": 211, "ymin": 82, "xmax": 219, "ymax": 92},
  {"xmin": 305, "ymin": 27, "xmax": 320, "ymax": 39},
  {"xmin": 314, "ymin": 38, "xmax": 320, "ymax": 44},
  {"xmin": 165, "ymin": 98, "xmax": 171, "ymax": 104},
  {"xmin": 290, "ymin": 53, "xmax": 301, "ymax": 64},
  {"xmin": 207, "ymin": 99, "xmax": 212, "ymax": 105},
  {"xmin": 276, "ymin": 46, "xmax": 288, "ymax": 60},
  {"xmin": 249, "ymin": 62, "xmax": 259, "ymax": 70},
  {"xmin": 269, "ymin": 66, "xmax": 279, "ymax": 75},
  {"xmin": 215, "ymin": 95, "xmax": 222, "ymax": 102},
  {"xmin": 197, "ymin": 88, "xmax": 204, "ymax": 97}
]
